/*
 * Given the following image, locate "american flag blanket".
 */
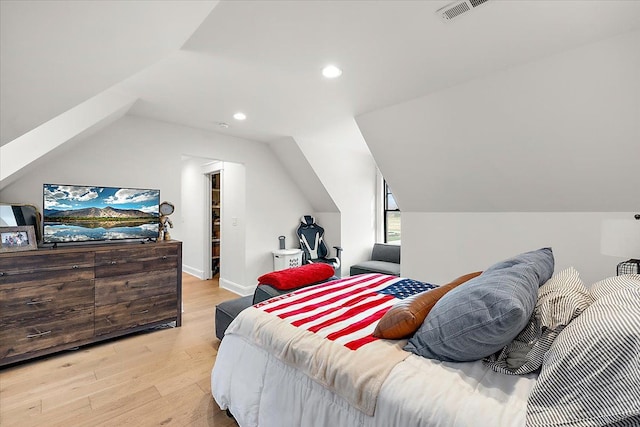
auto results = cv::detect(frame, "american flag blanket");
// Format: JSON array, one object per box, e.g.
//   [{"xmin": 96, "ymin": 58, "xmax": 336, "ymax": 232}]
[
  {"xmin": 255, "ymin": 273, "xmax": 436, "ymax": 350},
  {"xmin": 225, "ymin": 274, "xmax": 434, "ymax": 415}
]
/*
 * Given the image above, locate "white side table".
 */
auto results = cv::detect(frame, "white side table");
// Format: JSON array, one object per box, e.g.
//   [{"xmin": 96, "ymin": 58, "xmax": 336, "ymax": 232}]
[{"xmin": 273, "ymin": 249, "xmax": 303, "ymax": 271}]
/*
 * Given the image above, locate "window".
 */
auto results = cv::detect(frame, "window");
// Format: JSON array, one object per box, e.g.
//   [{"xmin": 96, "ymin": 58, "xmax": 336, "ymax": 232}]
[{"xmin": 384, "ymin": 181, "xmax": 401, "ymax": 244}]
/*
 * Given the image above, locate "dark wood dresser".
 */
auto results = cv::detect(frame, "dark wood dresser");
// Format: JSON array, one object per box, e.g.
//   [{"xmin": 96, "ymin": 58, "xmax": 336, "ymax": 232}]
[{"xmin": 0, "ymin": 240, "xmax": 182, "ymax": 367}]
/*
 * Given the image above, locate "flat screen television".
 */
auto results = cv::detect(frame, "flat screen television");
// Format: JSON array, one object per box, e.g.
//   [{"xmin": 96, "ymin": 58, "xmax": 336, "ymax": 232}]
[{"xmin": 43, "ymin": 184, "xmax": 160, "ymax": 244}]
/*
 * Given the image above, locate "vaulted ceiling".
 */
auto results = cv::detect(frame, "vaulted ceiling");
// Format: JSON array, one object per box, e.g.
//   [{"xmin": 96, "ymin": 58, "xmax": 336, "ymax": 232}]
[{"xmin": 3, "ymin": 0, "xmax": 640, "ymax": 146}]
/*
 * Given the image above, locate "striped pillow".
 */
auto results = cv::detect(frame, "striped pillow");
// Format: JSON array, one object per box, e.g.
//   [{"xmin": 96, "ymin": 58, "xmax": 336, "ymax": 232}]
[
  {"xmin": 526, "ymin": 275, "xmax": 640, "ymax": 426},
  {"xmin": 484, "ymin": 267, "xmax": 592, "ymax": 375},
  {"xmin": 589, "ymin": 274, "xmax": 640, "ymax": 300}
]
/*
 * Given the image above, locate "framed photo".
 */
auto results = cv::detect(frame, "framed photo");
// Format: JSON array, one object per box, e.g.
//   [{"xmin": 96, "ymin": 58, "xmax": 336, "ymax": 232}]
[{"xmin": 0, "ymin": 226, "xmax": 38, "ymax": 253}]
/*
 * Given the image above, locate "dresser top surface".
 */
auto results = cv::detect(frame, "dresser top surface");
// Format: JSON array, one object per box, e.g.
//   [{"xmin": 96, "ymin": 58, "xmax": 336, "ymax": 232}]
[{"xmin": 0, "ymin": 240, "xmax": 181, "ymax": 258}]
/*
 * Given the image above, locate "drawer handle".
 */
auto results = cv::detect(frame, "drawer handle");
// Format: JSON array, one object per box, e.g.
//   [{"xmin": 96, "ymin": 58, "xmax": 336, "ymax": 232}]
[
  {"xmin": 132, "ymin": 310, "xmax": 149, "ymax": 315},
  {"xmin": 130, "ymin": 283, "xmax": 149, "ymax": 289},
  {"xmin": 26, "ymin": 330, "xmax": 52, "ymax": 339},
  {"xmin": 162, "ymin": 255, "xmax": 167, "ymax": 260},
  {"xmin": 72, "ymin": 265, "xmax": 79, "ymax": 269},
  {"xmin": 26, "ymin": 298, "xmax": 53, "ymax": 306},
  {"xmin": 110, "ymin": 261, "xmax": 117, "ymax": 265},
  {"xmin": 0, "ymin": 272, "xmax": 4, "ymax": 276}
]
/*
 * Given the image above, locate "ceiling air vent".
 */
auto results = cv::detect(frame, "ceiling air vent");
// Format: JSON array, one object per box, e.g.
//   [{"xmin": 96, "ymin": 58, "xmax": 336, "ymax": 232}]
[{"xmin": 437, "ymin": 0, "xmax": 489, "ymax": 22}]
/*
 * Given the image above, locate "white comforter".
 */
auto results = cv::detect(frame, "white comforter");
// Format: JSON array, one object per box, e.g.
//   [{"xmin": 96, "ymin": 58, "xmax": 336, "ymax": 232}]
[{"xmin": 212, "ymin": 334, "xmax": 537, "ymax": 427}]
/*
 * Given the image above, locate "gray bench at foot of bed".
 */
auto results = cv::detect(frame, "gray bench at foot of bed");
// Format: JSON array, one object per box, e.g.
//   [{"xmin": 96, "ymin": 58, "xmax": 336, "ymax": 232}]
[
  {"xmin": 215, "ymin": 276, "xmax": 338, "ymax": 340},
  {"xmin": 215, "ymin": 295, "xmax": 254, "ymax": 341}
]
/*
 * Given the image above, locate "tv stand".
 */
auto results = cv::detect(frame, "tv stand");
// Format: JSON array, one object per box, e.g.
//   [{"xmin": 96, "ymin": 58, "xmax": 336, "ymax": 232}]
[{"xmin": 0, "ymin": 240, "xmax": 182, "ymax": 367}]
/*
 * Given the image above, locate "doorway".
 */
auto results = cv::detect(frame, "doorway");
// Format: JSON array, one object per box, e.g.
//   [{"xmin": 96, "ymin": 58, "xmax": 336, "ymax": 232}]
[{"xmin": 180, "ymin": 156, "xmax": 246, "ymax": 283}]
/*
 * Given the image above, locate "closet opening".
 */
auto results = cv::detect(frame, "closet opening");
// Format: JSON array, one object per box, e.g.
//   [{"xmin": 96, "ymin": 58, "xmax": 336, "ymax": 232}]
[{"xmin": 211, "ymin": 171, "xmax": 221, "ymax": 278}]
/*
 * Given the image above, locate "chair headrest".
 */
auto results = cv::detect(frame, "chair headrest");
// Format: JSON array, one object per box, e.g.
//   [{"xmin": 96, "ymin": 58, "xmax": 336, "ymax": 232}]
[{"xmin": 300, "ymin": 215, "xmax": 315, "ymax": 226}]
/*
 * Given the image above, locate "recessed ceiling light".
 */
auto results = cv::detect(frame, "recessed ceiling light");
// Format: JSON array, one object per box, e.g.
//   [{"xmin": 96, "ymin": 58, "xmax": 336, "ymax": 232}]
[
  {"xmin": 217, "ymin": 122, "xmax": 229, "ymax": 128},
  {"xmin": 322, "ymin": 65, "xmax": 342, "ymax": 79},
  {"xmin": 233, "ymin": 112, "xmax": 246, "ymax": 121}
]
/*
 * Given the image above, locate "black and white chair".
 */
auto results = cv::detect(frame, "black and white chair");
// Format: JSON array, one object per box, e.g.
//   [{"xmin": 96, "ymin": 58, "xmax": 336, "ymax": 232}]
[{"xmin": 296, "ymin": 215, "xmax": 342, "ymax": 276}]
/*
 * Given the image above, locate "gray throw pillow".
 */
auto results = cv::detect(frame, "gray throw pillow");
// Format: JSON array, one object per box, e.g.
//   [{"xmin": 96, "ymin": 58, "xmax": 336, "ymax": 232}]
[
  {"xmin": 484, "ymin": 247, "xmax": 554, "ymax": 278},
  {"xmin": 404, "ymin": 248, "xmax": 554, "ymax": 362}
]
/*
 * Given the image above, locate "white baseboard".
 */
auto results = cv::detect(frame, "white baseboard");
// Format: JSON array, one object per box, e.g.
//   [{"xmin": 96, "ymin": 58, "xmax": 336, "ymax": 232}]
[
  {"xmin": 182, "ymin": 264, "xmax": 205, "ymax": 280},
  {"xmin": 220, "ymin": 278, "xmax": 255, "ymax": 297}
]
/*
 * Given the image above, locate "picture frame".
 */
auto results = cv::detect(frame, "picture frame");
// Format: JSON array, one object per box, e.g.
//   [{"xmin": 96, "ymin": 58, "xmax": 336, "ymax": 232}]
[{"xmin": 0, "ymin": 225, "xmax": 38, "ymax": 253}]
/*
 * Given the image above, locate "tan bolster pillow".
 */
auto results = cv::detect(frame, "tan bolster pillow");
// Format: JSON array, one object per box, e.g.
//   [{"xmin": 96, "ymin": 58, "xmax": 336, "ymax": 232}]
[{"xmin": 373, "ymin": 271, "xmax": 482, "ymax": 339}]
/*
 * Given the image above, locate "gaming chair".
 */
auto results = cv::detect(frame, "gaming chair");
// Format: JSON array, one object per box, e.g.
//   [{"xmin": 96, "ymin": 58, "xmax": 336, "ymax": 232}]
[{"xmin": 296, "ymin": 215, "xmax": 342, "ymax": 277}]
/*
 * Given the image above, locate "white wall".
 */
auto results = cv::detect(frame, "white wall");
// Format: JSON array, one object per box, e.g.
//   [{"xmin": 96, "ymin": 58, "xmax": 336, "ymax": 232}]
[
  {"xmin": 0, "ymin": 115, "xmax": 314, "ymax": 295},
  {"xmin": 0, "ymin": 117, "xmax": 181, "ymax": 211},
  {"xmin": 401, "ymin": 212, "xmax": 636, "ymax": 286},
  {"xmin": 269, "ymin": 136, "xmax": 338, "ymax": 213},
  {"xmin": 181, "ymin": 156, "xmax": 210, "ymax": 278},
  {"xmin": 218, "ymin": 161, "xmax": 247, "ymax": 293},
  {"xmin": 294, "ymin": 118, "xmax": 379, "ymax": 274},
  {"xmin": 355, "ymin": 30, "xmax": 640, "ymax": 285}
]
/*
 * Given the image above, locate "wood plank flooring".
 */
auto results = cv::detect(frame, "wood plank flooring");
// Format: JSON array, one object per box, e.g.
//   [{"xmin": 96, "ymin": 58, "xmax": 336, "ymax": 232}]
[{"xmin": 0, "ymin": 274, "xmax": 240, "ymax": 427}]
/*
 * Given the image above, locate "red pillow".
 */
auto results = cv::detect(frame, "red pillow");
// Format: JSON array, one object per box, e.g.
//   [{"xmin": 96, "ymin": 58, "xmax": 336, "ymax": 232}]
[{"xmin": 257, "ymin": 263, "xmax": 335, "ymax": 290}]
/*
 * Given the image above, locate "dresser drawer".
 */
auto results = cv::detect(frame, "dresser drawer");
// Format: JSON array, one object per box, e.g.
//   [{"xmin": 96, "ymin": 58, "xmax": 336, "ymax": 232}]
[
  {"xmin": 0, "ymin": 252, "xmax": 94, "ymax": 286},
  {"xmin": 95, "ymin": 270, "xmax": 177, "ymax": 306},
  {"xmin": 95, "ymin": 245, "xmax": 178, "ymax": 278},
  {"xmin": 0, "ymin": 252, "xmax": 93, "ymax": 274},
  {"xmin": 94, "ymin": 293, "xmax": 177, "ymax": 336},
  {"xmin": 0, "ymin": 279, "xmax": 95, "ymax": 322},
  {"xmin": 0, "ymin": 308, "xmax": 94, "ymax": 360}
]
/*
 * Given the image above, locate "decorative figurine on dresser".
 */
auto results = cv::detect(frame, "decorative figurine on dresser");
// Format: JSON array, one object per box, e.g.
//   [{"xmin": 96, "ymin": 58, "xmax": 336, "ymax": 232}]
[{"xmin": 158, "ymin": 201, "xmax": 175, "ymax": 241}]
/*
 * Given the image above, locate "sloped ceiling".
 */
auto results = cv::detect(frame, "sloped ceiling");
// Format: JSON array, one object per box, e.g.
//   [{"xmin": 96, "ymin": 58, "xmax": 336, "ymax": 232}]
[
  {"xmin": 0, "ymin": 0, "xmax": 217, "ymax": 145},
  {"xmin": 356, "ymin": 29, "xmax": 640, "ymax": 212}
]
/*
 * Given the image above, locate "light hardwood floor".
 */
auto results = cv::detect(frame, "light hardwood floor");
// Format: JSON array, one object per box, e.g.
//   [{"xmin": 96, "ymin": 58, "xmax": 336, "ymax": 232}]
[{"xmin": 0, "ymin": 274, "xmax": 240, "ymax": 427}]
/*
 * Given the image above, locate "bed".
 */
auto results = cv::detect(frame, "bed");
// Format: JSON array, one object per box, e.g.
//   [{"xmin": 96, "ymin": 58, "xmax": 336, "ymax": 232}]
[{"xmin": 211, "ymin": 249, "xmax": 640, "ymax": 427}]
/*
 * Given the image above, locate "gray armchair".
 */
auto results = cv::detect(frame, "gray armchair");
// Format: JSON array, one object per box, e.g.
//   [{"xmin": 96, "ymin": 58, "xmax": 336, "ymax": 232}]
[{"xmin": 349, "ymin": 243, "xmax": 401, "ymax": 276}]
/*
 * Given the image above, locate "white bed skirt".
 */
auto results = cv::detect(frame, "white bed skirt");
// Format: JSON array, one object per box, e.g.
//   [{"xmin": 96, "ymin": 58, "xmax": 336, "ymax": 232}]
[{"xmin": 212, "ymin": 334, "xmax": 537, "ymax": 427}]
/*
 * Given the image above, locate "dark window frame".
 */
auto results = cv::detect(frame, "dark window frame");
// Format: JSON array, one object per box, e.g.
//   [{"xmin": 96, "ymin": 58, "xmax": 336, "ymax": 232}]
[{"xmin": 383, "ymin": 180, "xmax": 400, "ymax": 244}]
